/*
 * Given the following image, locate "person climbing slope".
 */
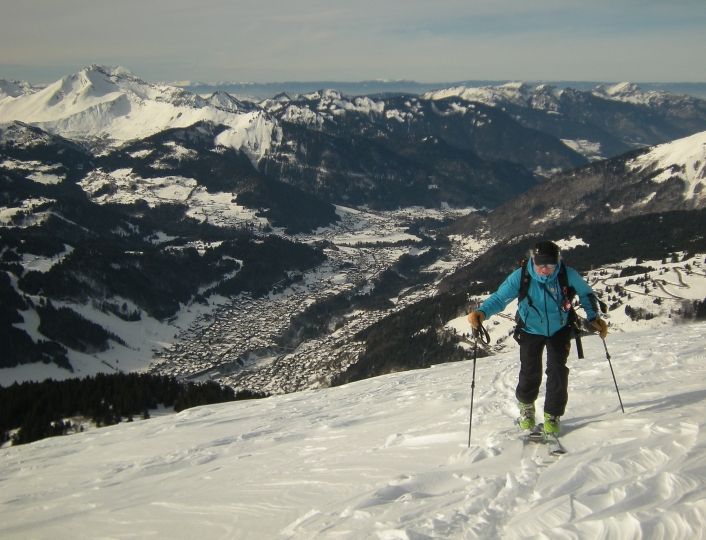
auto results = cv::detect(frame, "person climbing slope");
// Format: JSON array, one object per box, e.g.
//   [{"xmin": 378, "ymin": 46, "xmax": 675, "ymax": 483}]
[{"xmin": 467, "ymin": 241, "xmax": 608, "ymax": 434}]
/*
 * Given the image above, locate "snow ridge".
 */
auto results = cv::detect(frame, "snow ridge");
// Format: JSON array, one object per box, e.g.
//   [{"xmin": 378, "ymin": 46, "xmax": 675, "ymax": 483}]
[
  {"xmin": 0, "ymin": 65, "xmax": 278, "ymax": 164},
  {"xmin": 630, "ymin": 130, "xmax": 706, "ymax": 201},
  {"xmin": 424, "ymin": 80, "xmax": 696, "ymax": 110}
]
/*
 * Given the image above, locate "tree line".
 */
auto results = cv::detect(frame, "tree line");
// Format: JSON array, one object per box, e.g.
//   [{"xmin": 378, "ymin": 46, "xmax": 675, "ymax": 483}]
[{"xmin": 0, "ymin": 372, "xmax": 267, "ymax": 446}]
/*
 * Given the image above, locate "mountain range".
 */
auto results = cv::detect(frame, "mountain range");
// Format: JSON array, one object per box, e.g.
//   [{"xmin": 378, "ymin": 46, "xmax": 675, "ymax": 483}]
[
  {"xmin": 4, "ymin": 66, "xmax": 706, "ymax": 210},
  {"xmin": 2, "ymin": 64, "xmax": 706, "ymax": 393},
  {"xmin": 164, "ymin": 78, "xmax": 706, "ymax": 101}
]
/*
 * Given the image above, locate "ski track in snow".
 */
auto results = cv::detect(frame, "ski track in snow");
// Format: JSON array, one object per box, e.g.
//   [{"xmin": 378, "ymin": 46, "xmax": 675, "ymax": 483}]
[{"xmin": 3, "ymin": 324, "xmax": 706, "ymax": 539}]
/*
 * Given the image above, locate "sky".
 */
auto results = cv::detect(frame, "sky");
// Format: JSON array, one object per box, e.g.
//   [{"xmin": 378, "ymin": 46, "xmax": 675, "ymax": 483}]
[{"xmin": 1, "ymin": 0, "xmax": 705, "ymax": 85}]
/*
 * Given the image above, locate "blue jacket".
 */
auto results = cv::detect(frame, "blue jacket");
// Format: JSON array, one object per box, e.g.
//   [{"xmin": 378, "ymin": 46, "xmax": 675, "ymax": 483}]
[{"xmin": 478, "ymin": 261, "xmax": 598, "ymax": 337}]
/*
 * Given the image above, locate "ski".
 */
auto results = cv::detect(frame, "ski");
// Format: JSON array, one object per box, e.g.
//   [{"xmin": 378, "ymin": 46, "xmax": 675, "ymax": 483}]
[
  {"xmin": 543, "ymin": 428, "xmax": 567, "ymax": 456},
  {"xmin": 538, "ymin": 423, "xmax": 567, "ymax": 456},
  {"xmin": 523, "ymin": 422, "xmax": 544, "ymax": 443},
  {"xmin": 520, "ymin": 422, "xmax": 567, "ymax": 456}
]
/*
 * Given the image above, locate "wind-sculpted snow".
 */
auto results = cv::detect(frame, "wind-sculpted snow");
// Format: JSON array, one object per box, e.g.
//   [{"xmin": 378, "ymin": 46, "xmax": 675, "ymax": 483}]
[{"xmin": 3, "ymin": 324, "xmax": 706, "ymax": 538}]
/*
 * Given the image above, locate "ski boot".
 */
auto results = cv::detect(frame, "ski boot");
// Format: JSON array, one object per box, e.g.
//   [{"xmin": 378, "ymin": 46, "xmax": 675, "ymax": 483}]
[
  {"xmin": 518, "ymin": 401, "xmax": 536, "ymax": 430},
  {"xmin": 544, "ymin": 413, "xmax": 561, "ymax": 435}
]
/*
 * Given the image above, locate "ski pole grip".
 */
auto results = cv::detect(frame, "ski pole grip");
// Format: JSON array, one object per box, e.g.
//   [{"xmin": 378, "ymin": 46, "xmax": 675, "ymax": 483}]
[{"xmin": 474, "ymin": 323, "xmax": 491, "ymax": 345}]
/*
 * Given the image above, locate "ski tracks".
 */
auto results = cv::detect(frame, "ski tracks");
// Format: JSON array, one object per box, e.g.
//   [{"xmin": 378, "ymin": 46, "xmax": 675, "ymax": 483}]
[
  {"xmin": 281, "ymin": 432, "xmax": 570, "ymax": 539},
  {"xmin": 283, "ymin": 328, "xmax": 706, "ymax": 539}
]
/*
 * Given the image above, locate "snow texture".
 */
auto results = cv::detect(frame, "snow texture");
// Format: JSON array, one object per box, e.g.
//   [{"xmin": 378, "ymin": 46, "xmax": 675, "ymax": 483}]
[{"xmin": 2, "ymin": 323, "xmax": 706, "ymax": 539}]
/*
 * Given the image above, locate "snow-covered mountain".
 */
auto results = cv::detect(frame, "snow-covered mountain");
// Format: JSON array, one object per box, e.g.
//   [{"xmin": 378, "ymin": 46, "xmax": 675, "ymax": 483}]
[
  {"xmin": 2, "ymin": 321, "xmax": 706, "ymax": 539},
  {"xmin": 0, "ymin": 65, "xmax": 279, "ymax": 163},
  {"xmin": 591, "ymin": 81, "xmax": 688, "ymax": 106},
  {"xmin": 6, "ymin": 67, "xmax": 706, "ymax": 176},
  {"xmin": 423, "ymin": 81, "xmax": 536, "ymax": 107},
  {"xmin": 630, "ymin": 129, "xmax": 706, "ymax": 199},
  {"xmin": 424, "ymin": 80, "xmax": 703, "ymax": 111},
  {"xmin": 470, "ymin": 129, "xmax": 706, "ymax": 240},
  {"xmin": 4, "ymin": 65, "xmax": 706, "ymax": 409},
  {"xmin": 424, "ymin": 81, "xmax": 706, "ymax": 157},
  {"xmin": 0, "ymin": 79, "xmax": 35, "ymax": 100}
]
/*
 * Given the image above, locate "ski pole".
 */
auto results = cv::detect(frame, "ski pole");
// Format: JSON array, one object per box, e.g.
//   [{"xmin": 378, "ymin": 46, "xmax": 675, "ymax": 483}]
[
  {"xmin": 602, "ymin": 338, "xmax": 625, "ymax": 413},
  {"xmin": 468, "ymin": 323, "xmax": 490, "ymax": 447}
]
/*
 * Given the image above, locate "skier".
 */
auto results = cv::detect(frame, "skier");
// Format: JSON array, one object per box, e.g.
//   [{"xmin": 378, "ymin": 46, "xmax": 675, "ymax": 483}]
[{"xmin": 467, "ymin": 241, "xmax": 608, "ymax": 435}]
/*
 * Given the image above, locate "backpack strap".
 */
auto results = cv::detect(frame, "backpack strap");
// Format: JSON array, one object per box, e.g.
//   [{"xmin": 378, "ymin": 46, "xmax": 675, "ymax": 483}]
[
  {"xmin": 514, "ymin": 258, "xmax": 538, "ymax": 340},
  {"xmin": 557, "ymin": 265, "xmax": 585, "ymax": 359},
  {"xmin": 517, "ymin": 257, "xmax": 532, "ymax": 305}
]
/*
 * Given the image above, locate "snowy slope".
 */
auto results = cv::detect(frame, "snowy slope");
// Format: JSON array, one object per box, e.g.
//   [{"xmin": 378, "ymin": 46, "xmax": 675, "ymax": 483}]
[
  {"xmin": 2, "ymin": 322, "xmax": 706, "ymax": 539},
  {"xmin": 0, "ymin": 79, "xmax": 35, "ymax": 100},
  {"xmin": 423, "ymin": 82, "xmax": 535, "ymax": 108},
  {"xmin": 629, "ymin": 130, "xmax": 706, "ymax": 202},
  {"xmin": 0, "ymin": 66, "xmax": 279, "ymax": 163}
]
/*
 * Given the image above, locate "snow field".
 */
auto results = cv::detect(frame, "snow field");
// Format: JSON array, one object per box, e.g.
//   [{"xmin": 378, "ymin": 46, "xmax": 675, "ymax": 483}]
[{"xmin": 2, "ymin": 323, "xmax": 706, "ymax": 538}]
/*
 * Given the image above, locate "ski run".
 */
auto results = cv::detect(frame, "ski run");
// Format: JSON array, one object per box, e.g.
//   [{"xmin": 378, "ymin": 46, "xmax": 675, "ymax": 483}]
[{"xmin": 2, "ymin": 321, "xmax": 706, "ymax": 539}]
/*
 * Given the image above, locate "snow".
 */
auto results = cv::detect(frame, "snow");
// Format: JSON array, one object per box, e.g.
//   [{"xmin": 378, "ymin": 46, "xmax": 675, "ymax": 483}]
[
  {"xmin": 555, "ymin": 236, "xmax": 588, "ymax": 251},
  {"xmin": 424, "ymin": 82, "xmax": 533, "ymax": 108},
  {"xmin": 78, "ymin": 169, "xmax": 198, "ymax": 206},
  {"xmin": 0, "ymin": 197, "xmax": 55, "ymax": 227},
  {"xmin": 20, "ymin": 245, "xmax": 73, "ymax": 273},
  {"xmin": 0, "ymin": 79, "xmax": 35, "ymax": 100},
  {"xmin": 561, "ymin": 139, "xmax": 603, "ymax": 162},
  {"xmin": 630, "ymin": 130, "xmax": 706, "ymax": 201},
  {"xmin": 0, "ymin": 290, "xmax": 231, "ymax": 388},
  {"xmin": 3, "ymin": 322, "xmax": 706, "ymax": 538},
  {"xmin": 0, "ymin": 66, "xmax": 279, "ymax": 165},
  {"xmin": 77, "ymin": 167, "xmax": 269, "ymax": 229},
  {"xmin": 1, "ymin": 158, "xmax": 65, "ymax": 184},
  {"xmin": 591, "ymin": 83, "xmax": 672, "ymax": 106}
]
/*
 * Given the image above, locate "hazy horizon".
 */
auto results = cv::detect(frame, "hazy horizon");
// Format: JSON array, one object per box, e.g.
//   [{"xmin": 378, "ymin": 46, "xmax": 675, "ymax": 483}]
[{"xmin": 2, "ymin": 1, "xmax": 705, "ymax": 85}]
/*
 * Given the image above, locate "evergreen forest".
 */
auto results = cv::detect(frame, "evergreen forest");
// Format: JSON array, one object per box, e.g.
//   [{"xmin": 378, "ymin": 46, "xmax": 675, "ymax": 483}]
[{"xmin": 0, "ymin": 372, "xmax": 267, "ymax": 446}]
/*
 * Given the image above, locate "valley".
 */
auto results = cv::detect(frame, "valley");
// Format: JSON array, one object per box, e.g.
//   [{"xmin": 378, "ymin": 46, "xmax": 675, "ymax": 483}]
[
  {"xmin": 2, "ymin": 65, "xmax": 706, "ymax": 400},
  {"xmin": 121, "ymin": 204, "xmax": 484, "ymax": 395}
]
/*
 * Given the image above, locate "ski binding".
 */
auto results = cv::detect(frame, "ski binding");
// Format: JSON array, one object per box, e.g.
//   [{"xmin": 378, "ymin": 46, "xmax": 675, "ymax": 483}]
[{"xmin": 522, "ymin": 422, "xmax": 567, "ymax": 456}]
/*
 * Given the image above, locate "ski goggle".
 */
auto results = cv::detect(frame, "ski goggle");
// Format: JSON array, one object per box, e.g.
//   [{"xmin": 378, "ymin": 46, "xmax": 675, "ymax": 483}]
[{"xmin": 533, "ymin": 259, "xmax": 557, "ymax": 269}]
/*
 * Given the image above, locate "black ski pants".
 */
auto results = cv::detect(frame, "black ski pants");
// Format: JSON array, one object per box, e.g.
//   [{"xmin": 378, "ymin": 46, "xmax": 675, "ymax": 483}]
[{"xmin": 515, "ymin": 325, "xmax": 572, "ymax": 417}]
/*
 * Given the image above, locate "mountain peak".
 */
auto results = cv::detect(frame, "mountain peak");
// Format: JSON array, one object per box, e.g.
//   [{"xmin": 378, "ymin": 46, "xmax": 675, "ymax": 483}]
[
  {"xmin": 593, "ymin": 82, "xmax": 642, "ymax": 98},
  {"xmin": 0, "ymin": 78, "xmax": 35, "ymax": 99},
  {"xmin": 87, "ymin": 64, "xmax": 139, "ymax": 81},
  {"xmin": 607, "ymin": 82, "xmax": 641, "ymax": 94},
  {"xmin": 422, "ymin": 82, "xmax": 533, "ymax": 107}
]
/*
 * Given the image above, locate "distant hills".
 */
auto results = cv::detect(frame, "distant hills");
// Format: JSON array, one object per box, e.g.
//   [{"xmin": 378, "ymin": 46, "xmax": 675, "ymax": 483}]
[{"xmin": 162, "ymin": 79, "xmax": 706, "ymax": 101}]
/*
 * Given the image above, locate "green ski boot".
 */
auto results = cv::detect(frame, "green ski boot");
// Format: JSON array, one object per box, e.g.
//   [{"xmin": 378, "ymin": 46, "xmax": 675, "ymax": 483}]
[
  {"xmin": 544, "ymin": 413, "xmax": 561, "ymax": 435},
  {"xmin": 518, "ymin": 401, "xmax": 536, "ymax": 430}
]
